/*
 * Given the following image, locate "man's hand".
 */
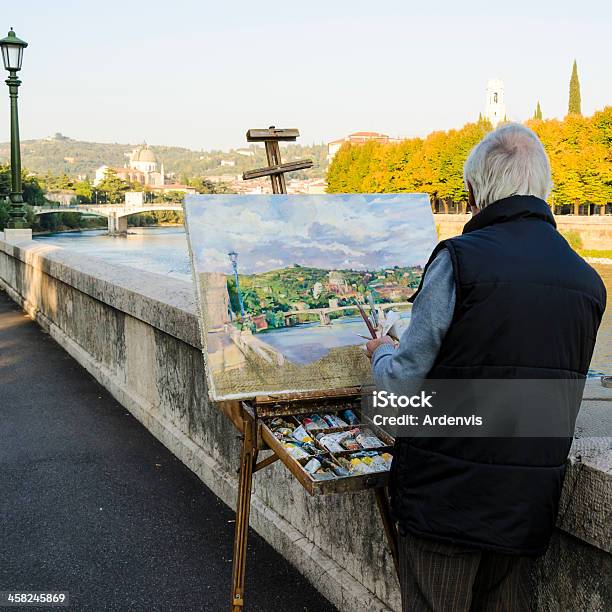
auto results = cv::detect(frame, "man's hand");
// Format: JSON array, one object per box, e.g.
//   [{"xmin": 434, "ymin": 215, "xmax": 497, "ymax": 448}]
[{"xmin": 366, "ymin": 335, "xmax": 394, "ymax": 358}]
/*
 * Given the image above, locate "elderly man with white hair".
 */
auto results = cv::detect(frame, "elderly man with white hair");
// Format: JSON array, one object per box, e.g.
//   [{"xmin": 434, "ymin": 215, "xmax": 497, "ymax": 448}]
[{"xmin": 367, "ymin": 124, "xmax": 606, "ymax": 611}]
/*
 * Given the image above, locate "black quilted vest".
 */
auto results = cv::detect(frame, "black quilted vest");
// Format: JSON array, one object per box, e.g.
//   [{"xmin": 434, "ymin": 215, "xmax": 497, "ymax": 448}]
[{"xmin": 391, "ymin": 195, "xmax": 606, "ymax": 555}]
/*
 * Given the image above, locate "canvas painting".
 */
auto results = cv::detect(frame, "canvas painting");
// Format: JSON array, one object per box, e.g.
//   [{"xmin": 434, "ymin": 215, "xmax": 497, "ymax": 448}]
[{"xmin": 183, "ymin": 194, "xmax": 437, "ymax": 401}]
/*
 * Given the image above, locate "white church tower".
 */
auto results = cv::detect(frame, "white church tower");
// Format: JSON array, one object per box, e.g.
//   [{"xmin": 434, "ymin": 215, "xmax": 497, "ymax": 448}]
[{"xmin": 485, "ymin": 78, "xmax": 506, "ymax": 128}]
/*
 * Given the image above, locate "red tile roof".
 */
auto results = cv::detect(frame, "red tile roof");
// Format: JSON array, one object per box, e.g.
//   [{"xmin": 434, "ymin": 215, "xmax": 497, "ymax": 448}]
[{"xmin": 329, "ymin": 132, "xmax": 391, "ymax": 145}]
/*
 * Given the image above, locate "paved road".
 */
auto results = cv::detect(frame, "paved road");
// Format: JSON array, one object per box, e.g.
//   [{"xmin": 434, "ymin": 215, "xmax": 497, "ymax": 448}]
[{"xmin": 0, "ymin": 290, "xmax": 336, "ymax": 612}]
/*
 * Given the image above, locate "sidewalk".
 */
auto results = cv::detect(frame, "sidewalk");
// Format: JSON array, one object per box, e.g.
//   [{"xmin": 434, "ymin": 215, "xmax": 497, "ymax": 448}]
[{"xmin": 0, "ymin": 290, "xmax": 335, "ymax": 612}]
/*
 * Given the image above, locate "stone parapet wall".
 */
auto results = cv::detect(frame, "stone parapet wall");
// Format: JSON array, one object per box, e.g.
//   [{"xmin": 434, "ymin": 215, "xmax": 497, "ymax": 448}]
[{"xmin": 1, "ymin": 236, "xmax": 610, "ymax": 611}]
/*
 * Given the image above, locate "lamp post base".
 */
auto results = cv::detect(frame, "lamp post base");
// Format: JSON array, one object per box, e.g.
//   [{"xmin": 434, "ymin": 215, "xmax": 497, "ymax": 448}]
[
  {"xmin": 6, "ymin": 220, "xmax": 29, "ymax": 229},
  {"xmin": 3, "ymin": 227, "xmax": 32, "ymax": 243},
  {"xmin": 7, "ymin": 191, "xmax": 28, "ymax": 229}
]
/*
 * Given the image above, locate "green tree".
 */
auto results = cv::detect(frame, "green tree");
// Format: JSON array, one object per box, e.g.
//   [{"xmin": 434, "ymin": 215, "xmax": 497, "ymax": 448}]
[
  {"xmin": 0, "ymin": 164, "xmax": 11, "ymax": 199},
  {"xmin": 188, "ymin": 176, "xmax": 223, "ymax": 194},
  {"xmin": 74, "ymin": 180, "xmax": 93, "ymax": 203},
  {"xmin": 533, "ymin": 101, "xmax": 543, "ymax": 120},
  {"xmin": 568, "ymin": 60, "xmax": 582, "ymax": 115},
  {"xmin": 96, "ymin": 168, "xmax": 130, "ymax": 203},
  {"xmin": 44, "ymin": 173, "xmax": 74, "ymax": 191},
  {"xmin": 0, "ymin": 164, "xmax": 46, "ymax": 229},
  {"xmin": 0, "ymin": 199, "xmax": 9, "ymax": 229},
  {"xmin": 23, "ymin": 174, "xmax": 47, "ymax": 206}
]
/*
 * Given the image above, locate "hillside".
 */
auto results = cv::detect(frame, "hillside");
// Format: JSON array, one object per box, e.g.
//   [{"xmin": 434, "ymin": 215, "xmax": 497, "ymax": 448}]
[
  {"xmin": 229, "ymin": 264, "xmax": 422, "ymax": 328},
  {"xmin": 0, "ymin": 133, "xmax": 328, "ymax": 180}
]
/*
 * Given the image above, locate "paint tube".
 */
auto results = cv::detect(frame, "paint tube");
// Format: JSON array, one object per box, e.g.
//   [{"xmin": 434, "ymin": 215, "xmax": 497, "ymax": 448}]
[
  {"xmin": 342, "ymin": 409, "xmax": 359, "ymax": 425},
  {"xmin": 304, "ymin": 414, "xmax": 330, "ymax": 431},
  {"xmin": 323, "ymin": 414, "xmax": 348, "ymax": 428},
  {"xmin": 315, "ymin": 433, "xmax": 345, "ymax": 453},
  {"xmin": 356, "ymin": 451, "xmax": 393, "ymax": 471},
  {"xmin": 321, "ymin": 457, "xmax": 350, "ymax": 478},
  {"xmin": 304, "ymin": 458, "xmax": 322, "ymax": 474},
  {"xmin": 356, "ymin": 430, "xmax": 385, "ymax": 449},
  {"xmin": 273, "ymin": 427, "xmax": 294, "ymax": 439},
  {"xmin": 269, "ymin": 417, "xmax": 295, "ymax": 430},
  {"xmin": 349, "ymin": 457, "xmax": 375, "ymax": 474},
  {"xmin": 381, "ymin": 452, "xmax": 393, "ymax": 467},
  {"xmin": 361, "ymin": 456, "xmax": 386, "ymax": 472},
  {"xmin": 292, "ymin": 425, "xmax": 313, "ymax": 443},
  {"xmin": 337, "ymin": 457, "xmax": 353, "ymax": 472},
  {"xmin": 350, "ymin": 450, "xmax": 377, "ymax": 457},
  {"xmin": 368, "ymin": 454, "xmax": 393, "ymax": 471},
  {"xmin": 310, "ymin": 414, "xmax": 329, "ymax": 429},
  {"xmin": 322, "ymin": 414, "xmax": 337, "ymax": 427},
  {"xmin": 338, "ymin": 431, "xmax": 361, "ymax": 451},
  {"xmin": 300, "ymin": 442, "xmax": 320, "ymax": 455},
  {"xmin": 283, "ymin": 442, "xmax": 310, "ymax": 460}
]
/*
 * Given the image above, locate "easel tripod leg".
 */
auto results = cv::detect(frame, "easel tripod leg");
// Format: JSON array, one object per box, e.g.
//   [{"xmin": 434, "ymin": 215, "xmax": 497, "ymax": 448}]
[
  {"xmin": 230, "ymin": 419, "xmax": 256, "ymax": 610},
  {"xmin": 375, "ymin": 487, "xmax": 400, "ymax": 580}
]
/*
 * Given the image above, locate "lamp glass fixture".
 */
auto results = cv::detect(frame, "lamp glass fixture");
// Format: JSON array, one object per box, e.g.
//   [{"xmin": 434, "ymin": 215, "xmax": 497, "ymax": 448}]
[{"xmin": 0, "ymin": 28, "xmax": 27, "ymax": 71}]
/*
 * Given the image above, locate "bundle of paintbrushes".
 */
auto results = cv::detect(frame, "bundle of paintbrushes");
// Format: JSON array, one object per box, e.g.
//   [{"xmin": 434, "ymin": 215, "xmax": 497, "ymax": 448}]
[{"xmin": 355, "ymin": 294, "xmax": 402, "ymax": 342}]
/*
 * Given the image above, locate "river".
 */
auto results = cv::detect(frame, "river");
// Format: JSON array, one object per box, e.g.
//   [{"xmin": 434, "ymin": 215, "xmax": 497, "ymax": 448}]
[{"xmin": 34, "ymin": 226, "xmax": 611, "ymax": 375}]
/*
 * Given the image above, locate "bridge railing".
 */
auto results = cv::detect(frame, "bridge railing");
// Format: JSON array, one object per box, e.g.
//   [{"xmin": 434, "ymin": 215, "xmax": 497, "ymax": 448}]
[{"xmin": 32, "ymin": 202, "xmax": 184, "ymax": 214}]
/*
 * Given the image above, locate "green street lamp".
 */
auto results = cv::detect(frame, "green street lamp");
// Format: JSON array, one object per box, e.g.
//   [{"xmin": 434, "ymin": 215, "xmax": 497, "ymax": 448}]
[
  {"xmin": 0, "ymin": 28, "xmax": 28, "ymax": 228},
  {"xmin": 228, "ymin": 250, "xmax": 246, "ymax": 318}
]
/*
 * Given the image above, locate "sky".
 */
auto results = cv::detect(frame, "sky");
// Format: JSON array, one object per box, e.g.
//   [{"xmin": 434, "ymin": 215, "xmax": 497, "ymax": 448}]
[
  {"xmin": 185, "ymin": 194, "xmax": 437, "ymax": 274},
  {"xmin": 1, "ymin": 1, "xmax": 611, "ymax": 151}
]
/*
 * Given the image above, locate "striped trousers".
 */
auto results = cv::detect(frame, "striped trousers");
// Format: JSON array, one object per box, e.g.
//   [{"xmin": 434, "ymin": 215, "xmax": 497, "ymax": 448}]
[{"xmin": 399, "ymin": 533, "xmax": 533, "ymax": 612}]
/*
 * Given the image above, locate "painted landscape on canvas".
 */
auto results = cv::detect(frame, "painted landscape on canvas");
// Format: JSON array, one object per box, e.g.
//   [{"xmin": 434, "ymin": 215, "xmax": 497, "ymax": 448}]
[{"xmin": 183, "ymin": 194, "xmax": 437, "ymax": 400}]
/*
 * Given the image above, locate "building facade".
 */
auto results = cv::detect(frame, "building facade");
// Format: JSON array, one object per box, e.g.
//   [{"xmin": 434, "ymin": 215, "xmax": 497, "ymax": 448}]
[
  {"xmin": 485, "ymin": 79, "xmax": 506, "ymax": 128},
  {"xmin": 327, "ymin": 132, "xmax": 400, "ymax": 162},
  {"xmin": 94, "ymin": 143, "xmax": 195, "ymax": 194}
]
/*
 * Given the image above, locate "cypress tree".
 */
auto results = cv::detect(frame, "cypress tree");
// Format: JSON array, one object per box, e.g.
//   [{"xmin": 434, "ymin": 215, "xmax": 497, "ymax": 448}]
[
  {"xmin": 568, "ymin": 60, "xmax": 582, "ymax": 115},
  {"xmin": 534, "ymin": 101, "xmax": 543, "ymax": 120}
]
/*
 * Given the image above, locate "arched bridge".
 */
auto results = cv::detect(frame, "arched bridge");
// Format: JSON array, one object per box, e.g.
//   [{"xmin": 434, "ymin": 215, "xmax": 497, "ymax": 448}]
[
  {"xmin": 31, "ymin": 203, "xmax": 183, "ymax": 235},
  {"xmin": 284, "ymin": 301, "xmax": 412, "ymax": 326}
]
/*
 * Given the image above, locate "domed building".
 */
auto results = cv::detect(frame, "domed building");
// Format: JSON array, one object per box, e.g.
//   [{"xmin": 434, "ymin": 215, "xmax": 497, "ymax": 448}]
[
  {"xmin": 94, "ymin": 142, "xmax": 197, "ymax": 196},
  {"xmin": 129, "ymin": 143, "xmax": 162, "ymax": 176},
  {"xmin": 94, "ymin": 142, "xmax": 165, "ymax": 187}
]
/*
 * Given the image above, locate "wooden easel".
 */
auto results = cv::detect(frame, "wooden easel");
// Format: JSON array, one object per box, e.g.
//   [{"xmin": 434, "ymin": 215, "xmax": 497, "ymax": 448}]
[
  {"xmin": 242, "ymin": 127, "xmax": 313, "ymax": 193},
  {"xmin": 225, "ymin": 133, "xmax": 399, "ymax": 610}
]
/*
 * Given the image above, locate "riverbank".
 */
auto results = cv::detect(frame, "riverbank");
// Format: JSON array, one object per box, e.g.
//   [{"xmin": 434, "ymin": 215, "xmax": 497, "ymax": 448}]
[
  {"xmin": 138, "ymin": 222, "xmax": 183, "ymax": 227},
  {"xmin": 33, "ymin": 227, "xmax": 103, "ymax": 237}
]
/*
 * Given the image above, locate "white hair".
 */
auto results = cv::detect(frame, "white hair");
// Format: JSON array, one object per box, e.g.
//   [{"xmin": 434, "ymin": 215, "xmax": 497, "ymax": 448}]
[{"xmin": 463, "ymin": 123, "xmax": 553, "ymax": 209}]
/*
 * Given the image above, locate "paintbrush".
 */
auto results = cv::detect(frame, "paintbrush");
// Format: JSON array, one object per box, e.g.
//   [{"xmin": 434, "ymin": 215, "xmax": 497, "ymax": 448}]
[
  {"xmin": 367, "ymin": 293, "xmax": 379, "ymax": 328},
  {"xmin": 356, "ymin": 301, "xmax": 377, "ymax": 340}
]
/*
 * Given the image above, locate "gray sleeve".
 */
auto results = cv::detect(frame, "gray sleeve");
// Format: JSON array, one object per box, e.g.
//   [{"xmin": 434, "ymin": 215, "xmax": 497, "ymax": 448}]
[{"xmin": 370, "ymin": 248, "xmax": 456, "ymax": 394}]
